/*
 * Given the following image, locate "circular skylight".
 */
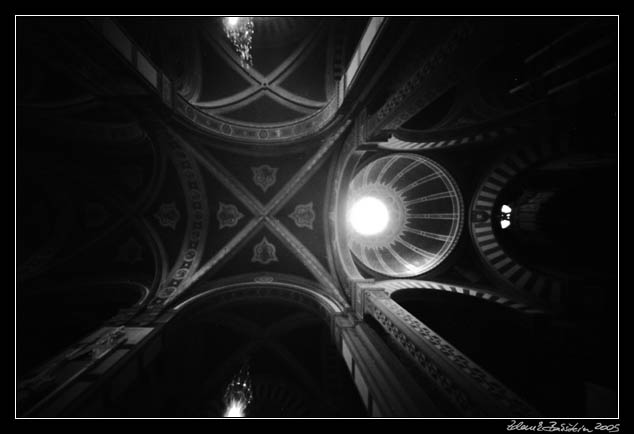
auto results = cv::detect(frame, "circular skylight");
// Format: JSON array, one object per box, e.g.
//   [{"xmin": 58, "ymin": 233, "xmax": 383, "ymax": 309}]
[
  {"xmin": 346, "ymin": 154, "xmax": 463, "ymax": 277},
  {"xmin": 348, "ymin": 196, "xmax": 390, "ymax": 236}
]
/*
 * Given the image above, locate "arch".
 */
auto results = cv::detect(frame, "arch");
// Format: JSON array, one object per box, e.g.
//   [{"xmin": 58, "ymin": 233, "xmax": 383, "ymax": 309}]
[
  {"xmin": 376, "ymin": 279, "xmax": 547, "ymax": 314},
  {"xmin": 379, "ymin": 124, "xmax": 521, "ymax": 151},
  {"xmin": 191, "ymin": 311, "xmax": 327, "ymax": 405},
  {"xmin": 143, "ymin": 274, "xmax": 363, "ymax": 418},
  {"xmin": 144, "ymin": 126, "xmax": 210, "ymax": 307},
  {"xmin": 328, "ymin": 130, "xmax": 366, "ymax": 294},
  {"xmin": 469, "ymin": 137, "xmax": 569, "ymax": 304},
  {"xmin": 378, "ymin": 285, "xmax": 555, "ymax": 415},
  {"xmin": 172, "ymin": 273, "xmax": 346, "ymax": 324}
]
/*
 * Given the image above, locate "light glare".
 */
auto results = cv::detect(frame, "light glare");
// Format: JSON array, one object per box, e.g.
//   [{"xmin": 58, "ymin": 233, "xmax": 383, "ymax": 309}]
[
  {"xmin": 224, "ymin": 399, "xmax": 246, "ymax": 417},
  {"xmin": 227, "ymin": 17, "xmax": 239, "ymax": 27},
  {"xmin": 349, "ymin": 197, "xmax": 389, "ymax": 236}
]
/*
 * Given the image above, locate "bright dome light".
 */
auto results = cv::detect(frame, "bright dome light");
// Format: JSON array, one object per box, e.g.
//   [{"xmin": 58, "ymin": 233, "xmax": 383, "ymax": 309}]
[
  {"xmin": 227, "ymin": 17, "xmax": 240, "ymax": 27},
  {"xmin": 501, "ymin": 204, "xmax": 512, "ymax": 213},
  {"xmin": 349, "ymin": 196, "xmax": 389, "ymax": 236},
  {"xmin": 500, "ymin": 219, "xmax": 511, "ymax": 229}
]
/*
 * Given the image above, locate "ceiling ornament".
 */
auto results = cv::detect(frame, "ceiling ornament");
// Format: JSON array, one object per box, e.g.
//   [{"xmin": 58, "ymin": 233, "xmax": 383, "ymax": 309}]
[
  {"xmin": 154, "ymin": 202, "xmax": 181, "ymax": 229},
  {"xmin": 217, "ymin": 202, "xmax": 244, "ymax": 229},
  {"xmin": 289, "ymin": 202, "xmax": 315, "ymax": 230},
  {"xmin": 252, "ymin": 236, "xmax": 278, "ymax": 265},
  {"xmin": 251, "ymin": 164, "xmax": 278, "ymax": 193},
  {"xmin": 222, "ymin": 17, "xmax": 254, "ymax": 68}
]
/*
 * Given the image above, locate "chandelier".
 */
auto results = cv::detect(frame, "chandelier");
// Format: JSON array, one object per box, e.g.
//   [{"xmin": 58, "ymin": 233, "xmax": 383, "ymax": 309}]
[
  {"xmin": 222, "ymin": 362, "xmax": 253, "ymax": 417},
  {"xmin": 222, "ymin": 17, "xmax": 254, "ymax": 68}
]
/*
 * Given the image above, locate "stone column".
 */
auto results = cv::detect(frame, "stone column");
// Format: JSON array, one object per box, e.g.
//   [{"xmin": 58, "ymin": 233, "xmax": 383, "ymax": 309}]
[
  {"xmin": 332, "ymin": 313, "xmax": 442, "ymax": 417},
  {"xmin": 363, "ymin": 289, "xmax": 541, "ymax": 417}
]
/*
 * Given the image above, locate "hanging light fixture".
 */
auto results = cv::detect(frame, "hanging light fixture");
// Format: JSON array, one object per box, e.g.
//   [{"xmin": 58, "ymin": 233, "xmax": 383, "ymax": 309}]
[
  {"xmin": 222, "ymin": 362, "xmax": 253, "ymax": 417},
  {"xmin": 222, "ymin": 16, "xmax": 254, "ymax": 68}
]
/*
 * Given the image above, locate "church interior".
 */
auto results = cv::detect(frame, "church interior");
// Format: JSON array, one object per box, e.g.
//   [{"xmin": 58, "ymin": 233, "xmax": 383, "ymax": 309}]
[{"xmin": 16, "ymin": 16, "xmax": 618, "ymax": 418}]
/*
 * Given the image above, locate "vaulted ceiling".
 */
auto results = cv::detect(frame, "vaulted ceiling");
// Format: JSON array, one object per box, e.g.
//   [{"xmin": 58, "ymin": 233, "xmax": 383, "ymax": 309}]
[
  {"xmin": 17, "ymin": 16, "xmax": 618, "ymax": 396},
  {"xmin": 137, "ymin": 118, "xmax": 350, "ymax": 310},
  {"xmin": 116, "ymin": 17, "xmax": 367, "ymax": 128},
  {"xmin": 16, "ymin": 17, "xmax": 374, "ymax": 370}
]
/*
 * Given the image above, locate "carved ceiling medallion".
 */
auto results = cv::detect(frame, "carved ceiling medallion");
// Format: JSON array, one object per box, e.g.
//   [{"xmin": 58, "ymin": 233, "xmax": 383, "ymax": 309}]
[
  {"xmin": 252, "ymin": 236, "xmax": 278, "ymax": 265},
  {"xmin": 154, "ymin": 202, "xmax": 181, "ymax": 229},
  {"xmin": 252, "ymin": 165, "xmax": 278, "ymax": 192},
  {"xmin": 217, "ymin": 202, "xmax": 244, "ymax": 229},
  {"xmin": 289, "ymin": 202, "xmax": 315, "ymax": 230}
]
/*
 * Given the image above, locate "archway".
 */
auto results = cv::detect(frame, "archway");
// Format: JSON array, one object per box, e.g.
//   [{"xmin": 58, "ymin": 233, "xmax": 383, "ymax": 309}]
[{"xmin": 106, "ymin": 281, "xmax": 367, "ymax": 417}]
